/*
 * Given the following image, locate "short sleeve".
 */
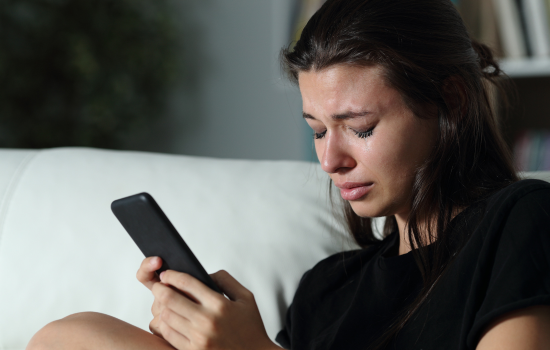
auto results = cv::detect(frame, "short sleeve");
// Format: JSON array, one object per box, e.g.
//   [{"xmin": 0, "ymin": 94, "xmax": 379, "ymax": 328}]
[{"xmin": 467, "ymin": 188, "xmax": 550, "ymax": 347}]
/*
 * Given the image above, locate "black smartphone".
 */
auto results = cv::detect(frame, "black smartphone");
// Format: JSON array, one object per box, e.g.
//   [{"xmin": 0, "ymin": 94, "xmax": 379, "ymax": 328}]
[{"xmin": 111, "ymin": 192, "xmax": 222, "ymax": 294}]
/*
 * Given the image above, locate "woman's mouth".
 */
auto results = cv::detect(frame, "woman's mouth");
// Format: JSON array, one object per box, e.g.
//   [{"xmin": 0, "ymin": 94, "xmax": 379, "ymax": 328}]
[{"xmin": 338, "ymin": 183, "xmax": 374, "ymax": 201}]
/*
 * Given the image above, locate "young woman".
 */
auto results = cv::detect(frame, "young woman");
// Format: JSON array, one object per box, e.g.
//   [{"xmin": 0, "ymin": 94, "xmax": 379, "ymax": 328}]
[{"xmin": 27, "ymin": 0, "xmax": 550, "ymax": 349}]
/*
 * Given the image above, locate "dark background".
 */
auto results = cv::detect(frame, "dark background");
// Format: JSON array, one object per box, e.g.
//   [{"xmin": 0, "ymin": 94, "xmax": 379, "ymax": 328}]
[{"xmin": 0, "ymin": 0, "xmax": 308, "ymax": 160}]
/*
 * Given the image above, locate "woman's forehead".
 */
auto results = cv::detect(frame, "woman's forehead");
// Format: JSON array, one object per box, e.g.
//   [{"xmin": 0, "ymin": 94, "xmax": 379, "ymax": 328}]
[
  {"xmin": 298, "ymin": 64, "xmax": 395, "ymax": 117},
  {"xmin": 298, "ymin": 64, "xmax": 386, "ymax": 89}
]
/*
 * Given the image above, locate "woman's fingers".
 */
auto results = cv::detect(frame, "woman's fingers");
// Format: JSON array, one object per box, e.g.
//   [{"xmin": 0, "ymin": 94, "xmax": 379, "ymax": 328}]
[
  {"xmin": 157, "ymin": 313, "xmax": 191, "ymax": 350},
  {"xmin": 152, "ymin": 281, "xmax": 200, "ymax": 323},
  {"xmin": 137, "ymin": 256, "xmax": 162, "ymax": 290},
  {"xmin": 152, "ymin": 281, "xmax": 203, "ymax": 348},
  {"xmin": 150, "ymin": 313, "xmax": 192, "ymax": 350},
  {"xmin": 210, "ymin": 270, "xmax": 254, "ymax": 302},
  {"xmin": 151, "ymin": 298, "xmax": 163, "ymax": 317},
  {"xmin": 153, "ymin": 271, "xmax": 275, "ymax": 350},
  {"xmin": 159, "ymin": 270, "xmax": 221, "ymax": 306},
  {"xmin": 149, "ymin": 315, "xmax": 163, "ymax": 337}
]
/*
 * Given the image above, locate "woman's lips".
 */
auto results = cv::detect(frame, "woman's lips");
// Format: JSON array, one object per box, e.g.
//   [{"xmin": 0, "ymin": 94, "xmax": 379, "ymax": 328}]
[{"xmin": 338, "ymin": 183, "xmax": 373, "ymax": 201}]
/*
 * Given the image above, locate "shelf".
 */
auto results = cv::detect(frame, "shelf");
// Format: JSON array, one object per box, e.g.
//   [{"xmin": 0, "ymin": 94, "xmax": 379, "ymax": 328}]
[{"xmin": 499, "ymin": 58, "xmax": 550, "ymax": 78}]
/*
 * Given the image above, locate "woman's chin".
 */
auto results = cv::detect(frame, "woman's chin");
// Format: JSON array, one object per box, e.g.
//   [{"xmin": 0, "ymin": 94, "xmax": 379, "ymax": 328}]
[{"xmin": 348, "ymin": 202, "xmax": 386, "ymax": 218}]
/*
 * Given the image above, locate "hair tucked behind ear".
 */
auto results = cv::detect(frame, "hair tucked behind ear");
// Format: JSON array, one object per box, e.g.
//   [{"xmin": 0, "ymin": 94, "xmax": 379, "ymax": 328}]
[
  {"xmin": 472, "ymin": 40, "xmax": 502, "ymax": 78},
  {"xmin": 281, "ymin": 0, "xmax": 518, "ymax": 348}
]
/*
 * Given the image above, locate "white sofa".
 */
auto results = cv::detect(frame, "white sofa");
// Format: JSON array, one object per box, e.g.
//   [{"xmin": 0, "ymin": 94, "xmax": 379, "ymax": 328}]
[
  {"xmin": 0, "ymin": 147, "xmax": 358, "ymax": 350},
  {"xmin": 1, "ymin": 148, "xmax": 548, "ymax": 350}
]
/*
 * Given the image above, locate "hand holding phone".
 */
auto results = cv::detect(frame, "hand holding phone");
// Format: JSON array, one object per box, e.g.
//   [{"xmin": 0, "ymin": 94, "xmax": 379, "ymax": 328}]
[
  {"xmin": 111, "ymin": 192, "xmax": 222, "ymax": 294},
  {"xmin": 136, "ymin": 256, "xmax": 164, "ymax": 291}
]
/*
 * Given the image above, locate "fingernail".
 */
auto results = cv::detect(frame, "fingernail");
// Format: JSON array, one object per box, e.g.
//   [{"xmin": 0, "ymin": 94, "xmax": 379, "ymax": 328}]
[
  {"xmin": 150, "ymin": 257, "xmax": 158, "ymax": 266},
  {"xmin": 159, "ymin": 271, "xmax": 165, "ymax": 281}
]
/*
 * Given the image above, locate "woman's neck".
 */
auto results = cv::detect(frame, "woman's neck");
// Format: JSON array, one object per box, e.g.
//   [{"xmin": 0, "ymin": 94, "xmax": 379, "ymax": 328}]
[
  {"xmin": 395, "ymin": 207, "xmax": 466, "ymax": 255},
  {"xmin": 395, "ymin": 213, "xmax": 414, "ymax": 255}
]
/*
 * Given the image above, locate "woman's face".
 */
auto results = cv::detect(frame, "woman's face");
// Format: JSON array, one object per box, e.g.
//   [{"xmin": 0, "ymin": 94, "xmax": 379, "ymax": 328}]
[{"xmin": 299, "ymin": 64, "xmax": 438, "ymax": 219}]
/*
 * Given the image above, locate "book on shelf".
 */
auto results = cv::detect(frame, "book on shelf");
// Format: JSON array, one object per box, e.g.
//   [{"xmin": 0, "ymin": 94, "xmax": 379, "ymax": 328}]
[
  {"xmin": 514, "ymin": 130, "xmax": 550, "ymax": 171},
  {"xmin": 515, "ymin": 0, "xmax": 534, "ymax": 56},
  {"xmin": 292, "ymin": 0, "xmax": 550, "ymax": 62},
  {"xmin": 490, "ymin": 0, "xmax": 526, "ymax": 58},
  {"xmin": 522, "ymin": 0, "xmax": 550, "ymax": 57},
  {"xmin": 460, "ymin": 0, "xmax": 550, "ymax": 60}
]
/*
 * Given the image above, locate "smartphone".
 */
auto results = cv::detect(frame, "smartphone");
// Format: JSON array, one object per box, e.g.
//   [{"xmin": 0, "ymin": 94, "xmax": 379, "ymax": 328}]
[{"xmin": 111, "ymin": 192, "xmax": 222, "ymax": 294}]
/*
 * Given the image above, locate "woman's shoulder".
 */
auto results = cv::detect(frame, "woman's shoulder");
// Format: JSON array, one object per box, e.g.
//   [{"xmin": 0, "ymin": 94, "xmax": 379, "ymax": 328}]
[
  {"xmin": 486, "ymin": 178, "xmax": 550, "ymax": 207},
  {"xmin": 453, "ymin": 178, "xmax": 550, "ymax": 347},
  {"xmin": 296, "ymin": 237, "xmax": 390, "ymax": 292},
  {"xmin": 470, "ymin": 178, "xmax": 550, "ymax": 241},
  {"xmin": 454, "ymin": 178, "xmax": 550, "ymax": 275}
]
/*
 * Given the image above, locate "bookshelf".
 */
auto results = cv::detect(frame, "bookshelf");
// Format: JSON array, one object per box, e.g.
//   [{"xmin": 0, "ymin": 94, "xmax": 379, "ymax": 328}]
[
  {"xmin": 497, "ymin": 56, "xmax": 550, "ymax": 170},
  {"xmin": 456, "ymin": 0, "xmax": 550, "ymax": 171},
  {"xmin": 498, "ymin": 73, "xmax": 550, "ymax": 160},
  {"xmin": 500, "ymin": 58, "xmax": 550, "ymax": 77},
  {"xmin": 497, "ymin": 57, "xmax": 550, "ymax": 151},
  {"xmin": 497, "ymin": 59, "xmax": 550, "ymax": 171}
]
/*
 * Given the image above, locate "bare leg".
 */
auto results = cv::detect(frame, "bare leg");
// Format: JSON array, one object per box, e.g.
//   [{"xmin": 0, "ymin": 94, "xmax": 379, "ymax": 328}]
[{"xmin": 26, "ymin": 312, "xmax": 176, "ymax": 350}]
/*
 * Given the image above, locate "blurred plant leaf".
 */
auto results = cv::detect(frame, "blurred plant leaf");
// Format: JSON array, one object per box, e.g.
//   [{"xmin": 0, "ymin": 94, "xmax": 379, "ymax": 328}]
[{"xmin": 0, "ymin": 0, "xmax": 182, "ymax": 148}]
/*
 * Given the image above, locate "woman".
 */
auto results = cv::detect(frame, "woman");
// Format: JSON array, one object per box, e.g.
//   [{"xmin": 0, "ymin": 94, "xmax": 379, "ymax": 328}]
[{"xmin": 27, "ymin": 0, "xmax": 550, "ymax": 349}]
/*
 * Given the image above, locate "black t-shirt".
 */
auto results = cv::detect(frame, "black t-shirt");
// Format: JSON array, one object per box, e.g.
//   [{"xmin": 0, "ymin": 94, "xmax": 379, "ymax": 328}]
[{"xmin": 275, "ymin": 179, "xmax": 550, "ymax": 350}]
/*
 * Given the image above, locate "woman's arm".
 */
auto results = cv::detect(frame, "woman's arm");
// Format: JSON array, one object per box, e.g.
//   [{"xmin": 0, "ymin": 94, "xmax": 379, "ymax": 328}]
[{"xmin": 476, "ymin": 305, "xmax": 550, "ymax": 350}]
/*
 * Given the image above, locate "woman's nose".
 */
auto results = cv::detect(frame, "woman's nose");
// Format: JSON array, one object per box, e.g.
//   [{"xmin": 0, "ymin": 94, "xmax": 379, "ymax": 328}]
[{"xmin": 319, "ymin": 132, "xmax": 356, "ymax": 174}]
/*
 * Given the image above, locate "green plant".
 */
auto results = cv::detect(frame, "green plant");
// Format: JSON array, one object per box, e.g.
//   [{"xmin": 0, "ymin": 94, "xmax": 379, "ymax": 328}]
[{"xmin": 0, "ymin": 0, "xmax": 180, "ymax": 148}]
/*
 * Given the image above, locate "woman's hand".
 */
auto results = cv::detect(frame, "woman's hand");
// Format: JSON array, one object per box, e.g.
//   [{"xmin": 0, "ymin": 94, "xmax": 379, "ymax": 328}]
[
  {"xmin": 136, "ymin": 256, "xmax": 168, "ymax": 338},
  {"xmin": 150, "ymin": 269, "xmax": 280, "ymax": 350}
]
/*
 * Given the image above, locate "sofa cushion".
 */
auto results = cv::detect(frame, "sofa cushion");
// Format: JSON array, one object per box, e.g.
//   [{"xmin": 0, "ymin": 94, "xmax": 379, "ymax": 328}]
[{"xmin": 0, "ymin": 147, "xmax": 354, "ymax": 349}]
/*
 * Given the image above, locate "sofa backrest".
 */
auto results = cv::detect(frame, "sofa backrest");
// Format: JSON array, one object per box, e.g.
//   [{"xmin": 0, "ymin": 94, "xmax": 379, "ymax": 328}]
[{"xmin": 0, "ymin": 148, "xmax": 354, "ymax": 349}]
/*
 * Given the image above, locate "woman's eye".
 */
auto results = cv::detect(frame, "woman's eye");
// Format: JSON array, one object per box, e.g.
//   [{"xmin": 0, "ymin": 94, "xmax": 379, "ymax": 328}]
[
  {"xmin": 314, "ymin": 130, "xmax": 327, "ymax": 139},
  {"xmin": 354, "ymin": 128, "xmax": 374, "ymax": 139}
]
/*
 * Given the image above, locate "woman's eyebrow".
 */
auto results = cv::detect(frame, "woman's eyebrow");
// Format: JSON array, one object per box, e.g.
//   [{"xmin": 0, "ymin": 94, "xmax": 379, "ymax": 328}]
[{"xmin": 302, "ymin": 111, "xmax": 371, "ymax": 120}]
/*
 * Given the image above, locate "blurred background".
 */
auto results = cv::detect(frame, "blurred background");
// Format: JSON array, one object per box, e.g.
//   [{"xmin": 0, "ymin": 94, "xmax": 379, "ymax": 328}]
[
  {"xmin": 0, "ymin": 0, "xmax": 311, "ymax": 161},
  {"xmin": 1, "ymin": 0, "xmax": 550, "ymax": 166}
]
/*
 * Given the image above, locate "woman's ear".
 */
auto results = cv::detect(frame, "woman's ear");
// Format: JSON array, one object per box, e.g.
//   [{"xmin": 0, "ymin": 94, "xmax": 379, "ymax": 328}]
[{"xmin": 441, "ymin": 75, "xmax": 468, "ymax": 115}]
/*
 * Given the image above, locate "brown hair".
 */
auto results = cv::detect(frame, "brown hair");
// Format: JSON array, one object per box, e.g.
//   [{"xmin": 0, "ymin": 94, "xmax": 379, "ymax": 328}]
[{"xmin": 281, "ymin": 0, "xmax": 518, "ymax": 347}]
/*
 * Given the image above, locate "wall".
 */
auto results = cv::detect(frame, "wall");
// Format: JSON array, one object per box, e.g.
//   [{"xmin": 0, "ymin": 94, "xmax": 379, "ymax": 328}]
[{"xmin": 134, "ymin": 0, "xmax": 312, "ymax": 161}]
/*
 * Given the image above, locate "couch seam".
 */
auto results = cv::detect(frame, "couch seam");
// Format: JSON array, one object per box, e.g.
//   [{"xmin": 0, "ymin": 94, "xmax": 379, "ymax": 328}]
[{"xmin": 0, "ymin": 151, "xmax": 39, "ymax": 252}]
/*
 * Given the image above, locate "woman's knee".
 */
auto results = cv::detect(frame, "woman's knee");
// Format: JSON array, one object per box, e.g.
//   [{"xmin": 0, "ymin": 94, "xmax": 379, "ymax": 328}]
[
  {"xmin": 26, "ymin": 311, "xmax": 175, "ymax": 350},
  {"xmin": 60, "ymin": 311, "xmax": 110, "ymax": 323},
  {"xmin": 26, "ymin": 312, "xmax": 112, "ymax": 350}
]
